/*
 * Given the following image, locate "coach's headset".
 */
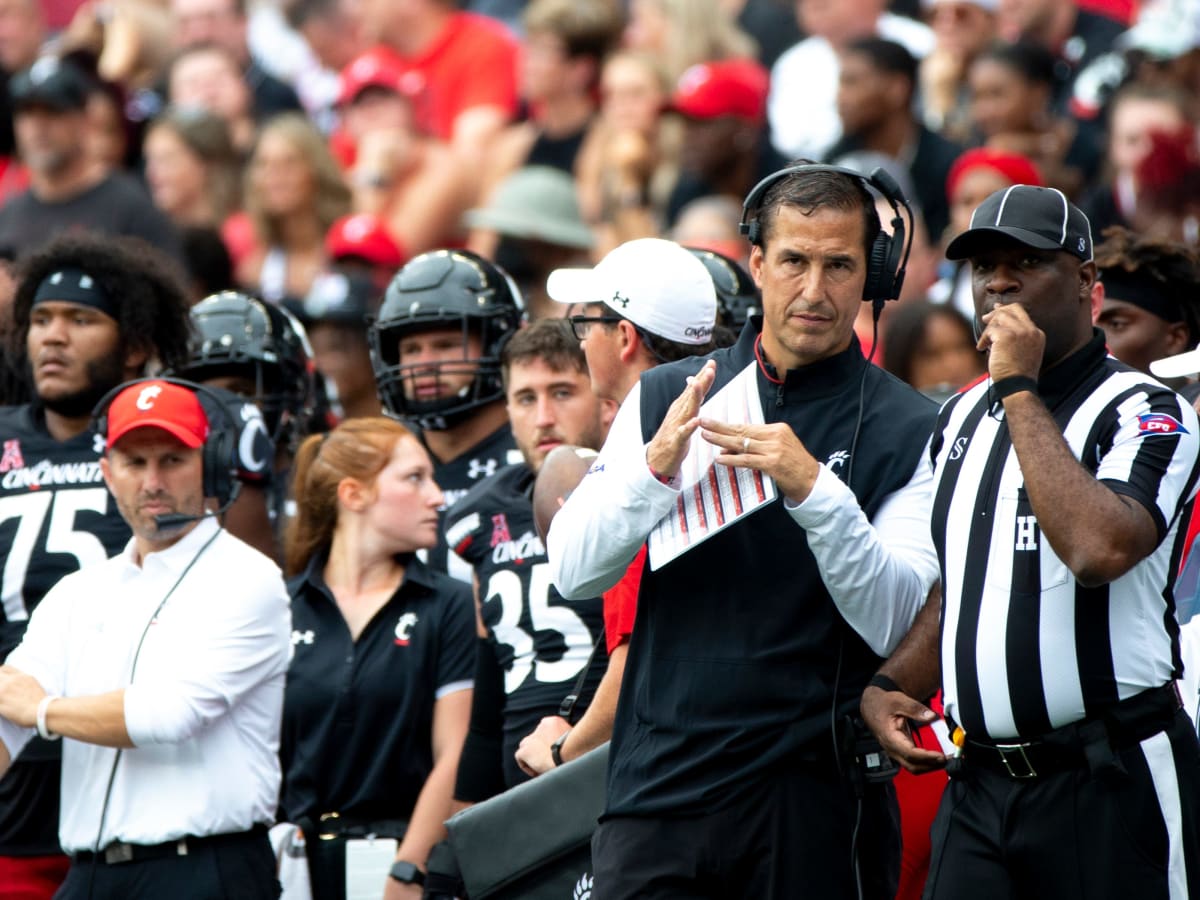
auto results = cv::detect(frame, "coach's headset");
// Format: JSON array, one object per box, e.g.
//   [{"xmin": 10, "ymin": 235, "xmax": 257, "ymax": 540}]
[
  {"xmin": 739, "ymin": 163, "xmax": 915, "ymax": 313},
  {"xmin": 90, "ymin": 377, "xmax": 270, "ymax": 522}
]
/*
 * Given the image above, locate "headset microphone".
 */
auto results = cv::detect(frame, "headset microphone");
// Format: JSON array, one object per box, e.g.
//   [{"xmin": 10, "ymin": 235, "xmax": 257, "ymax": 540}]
[{"xmin": 152, "ymin": 485, "xmax": 242, "ymax": 532}]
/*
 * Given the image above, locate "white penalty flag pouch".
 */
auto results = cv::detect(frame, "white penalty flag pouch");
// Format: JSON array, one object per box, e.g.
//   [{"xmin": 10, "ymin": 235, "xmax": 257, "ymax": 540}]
[{"xmin": 648, "ymin": 362, "xmax": 776, "ymax": 571}]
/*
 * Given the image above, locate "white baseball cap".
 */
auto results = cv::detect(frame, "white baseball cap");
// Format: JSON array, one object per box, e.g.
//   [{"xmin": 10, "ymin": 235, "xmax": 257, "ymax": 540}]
[{"xmin": 547, "ymin": 238, "xmax": 718, "ymax": 345}]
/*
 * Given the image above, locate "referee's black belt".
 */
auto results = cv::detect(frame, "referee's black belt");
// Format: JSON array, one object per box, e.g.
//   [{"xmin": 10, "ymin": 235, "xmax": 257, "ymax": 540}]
[
  {"xmin": 958, "ymin": 683, "xmax": 1182, "ymax": 781},
  {"xmin": 72, "ymin": 823, "xmax": 269, "ymax": 865}
]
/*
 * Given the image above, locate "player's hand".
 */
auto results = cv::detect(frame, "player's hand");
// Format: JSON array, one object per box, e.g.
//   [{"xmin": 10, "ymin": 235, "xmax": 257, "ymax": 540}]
[
  {"xmin": 860, "ymin": 685, "xmax": 947, "ymax": 774},
  {"xmin": 514, "ymin": 715, "xmax": 572, "ymax": 777},
  {"xmin": 976, "ymin": 301, "xmax": 1045, "ymax": 382},
  {"xmin": 0, "ymin": 665, "xmax": 46, "ymax": 729},
  {"xmin": 645, "ymin": 360, "xmax": 717, "ymax": 480},
  {"xmin": 699, "ymin": 419, "xmax": 820, "ymax": 503}
]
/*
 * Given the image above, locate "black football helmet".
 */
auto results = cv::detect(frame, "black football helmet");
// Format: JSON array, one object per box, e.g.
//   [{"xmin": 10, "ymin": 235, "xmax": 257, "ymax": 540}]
[
  {"xmin": 687, "ymin": 248, "xmax": 760, "ymax": 329},
  {"xmin": 172, "ymin": 291, "xmax": 319, "ymax": 449},
  {"xmin": 369, "ymin": 249, "xmax": 523, "ymax": 430}
]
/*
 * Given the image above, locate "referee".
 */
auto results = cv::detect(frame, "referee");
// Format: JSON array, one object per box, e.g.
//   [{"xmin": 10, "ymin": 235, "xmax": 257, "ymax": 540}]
[{"xmin": 863, "ymin": 185, "xmax": 1200, "ymax": 898}]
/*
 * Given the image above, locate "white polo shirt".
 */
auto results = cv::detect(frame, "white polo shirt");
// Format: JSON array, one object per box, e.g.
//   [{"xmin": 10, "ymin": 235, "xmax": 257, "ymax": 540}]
[{"xmin": 0, "ymin": 518, "xmax": 291, "ymax": 852}]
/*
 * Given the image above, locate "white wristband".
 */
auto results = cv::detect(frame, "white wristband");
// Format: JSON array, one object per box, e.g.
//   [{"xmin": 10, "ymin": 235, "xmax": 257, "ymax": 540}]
[{"xmin": 36, "ymin": 695, "xmax": 60, "ymax": 741}]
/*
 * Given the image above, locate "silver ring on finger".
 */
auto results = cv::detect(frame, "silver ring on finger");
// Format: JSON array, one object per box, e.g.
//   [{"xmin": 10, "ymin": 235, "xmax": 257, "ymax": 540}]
[{"xmin": 742, "ymin": 436, "xmax": 750, "ymax": 452}]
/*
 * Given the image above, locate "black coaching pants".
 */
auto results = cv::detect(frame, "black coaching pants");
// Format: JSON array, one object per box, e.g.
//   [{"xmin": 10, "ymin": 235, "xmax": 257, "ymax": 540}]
[
  {"xmin": 55, "ymin": 828, "xmax": 279, "ymax": 900},
  {"xmin": 591, "ymin": 764, "xmax": 900, "ymax": 900},
  {"xmin": 924, "ymin": 709, "xmax": 1200, "ymax": 900}
]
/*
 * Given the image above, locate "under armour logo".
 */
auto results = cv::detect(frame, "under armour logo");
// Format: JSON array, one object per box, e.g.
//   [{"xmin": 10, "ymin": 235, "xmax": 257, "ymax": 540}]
[
  {"xmin": 136, "ymin": 385, "xmax": 163, "ymax": 410},
  {"xmin": 467, "ymin": 458, "xmax": 498, "ymax": 479},
  {"xmin": 610, "ymin": 291, "xmax": 630, "ymax": 309},
  {"xmin": 826, "ymin": 450, "xmax": 850, "ymax": 471},
  {"xmin": 291, "ymin": 629, "xmax": 315, "ymax": 646},
  {"xmin": 1015, "ymin": 515, "xmax": 1038, "ymax": 551}
]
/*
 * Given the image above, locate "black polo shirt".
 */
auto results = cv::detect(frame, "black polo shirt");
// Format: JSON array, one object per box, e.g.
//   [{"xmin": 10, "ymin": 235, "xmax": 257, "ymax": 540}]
[{"xmin": 279, "ymin": 553, "xmax": 475, "ymax": 824}]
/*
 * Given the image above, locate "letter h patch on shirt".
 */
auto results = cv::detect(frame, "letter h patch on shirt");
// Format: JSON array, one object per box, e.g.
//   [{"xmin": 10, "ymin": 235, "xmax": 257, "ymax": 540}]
[{"xmin": 1015, "ymin": 515, "xmax": 1039, "ymax": 551}]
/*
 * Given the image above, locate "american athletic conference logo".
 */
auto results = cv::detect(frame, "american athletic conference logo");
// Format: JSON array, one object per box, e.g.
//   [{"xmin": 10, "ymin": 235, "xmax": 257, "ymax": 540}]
[{"xmin": 1137, "ymin": 413, "xmax": 1190, "ymax": 436}]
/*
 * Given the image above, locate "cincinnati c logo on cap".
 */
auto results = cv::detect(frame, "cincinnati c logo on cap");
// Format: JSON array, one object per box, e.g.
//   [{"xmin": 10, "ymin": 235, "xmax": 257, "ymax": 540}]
[{"xmin": 136, "ymin": 385, "xmax": 163, "ymax": 410}]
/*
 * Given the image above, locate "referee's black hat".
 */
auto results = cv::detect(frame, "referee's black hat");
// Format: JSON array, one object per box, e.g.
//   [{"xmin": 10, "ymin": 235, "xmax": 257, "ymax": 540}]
[{"xmin": 946, "ymin": 184, "xmax": 1093, "ymax": 263}]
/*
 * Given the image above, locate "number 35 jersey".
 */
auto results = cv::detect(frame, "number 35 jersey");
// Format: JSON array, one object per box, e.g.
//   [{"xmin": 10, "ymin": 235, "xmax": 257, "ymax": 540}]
[
  {"xmin": 446, "ymin": 464, "xmax": 606, "ymax": 770},
  {"xmin": 0, "ymin": 406, "xmax": 131, "ymax": 660}
]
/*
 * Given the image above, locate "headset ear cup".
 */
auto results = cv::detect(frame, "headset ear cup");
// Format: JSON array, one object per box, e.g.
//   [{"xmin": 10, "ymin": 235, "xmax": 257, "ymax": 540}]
[
  {"xmin": 201, "ymin": 429, "xmax": 236, "ymax": 506},
  {"xmin": 864, "ymin": 232, "xmax": 893, "ymax": 303}
]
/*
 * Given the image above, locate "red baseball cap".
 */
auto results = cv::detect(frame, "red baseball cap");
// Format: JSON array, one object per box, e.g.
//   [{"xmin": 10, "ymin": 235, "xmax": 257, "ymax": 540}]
[
  {"xmin": 326, "ymin": 214, "xmax": 407, "ymax": 268},
  {"xmin": 337, "ymin": 48, "xmax": 411, "ymax": 107},
  {"xmin": 671, "ymin": 58, "xmax": 769, "ymax": 123},
  {"xmin": 105, "ymin": 381, "xmax": 209, "ymax": 450}
]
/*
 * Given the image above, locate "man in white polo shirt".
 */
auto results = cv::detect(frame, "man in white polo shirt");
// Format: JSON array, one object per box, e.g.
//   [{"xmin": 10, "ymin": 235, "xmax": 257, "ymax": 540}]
[{"xmin": 0, "ymin": 378, "xmax": 290, "ymax": 899}]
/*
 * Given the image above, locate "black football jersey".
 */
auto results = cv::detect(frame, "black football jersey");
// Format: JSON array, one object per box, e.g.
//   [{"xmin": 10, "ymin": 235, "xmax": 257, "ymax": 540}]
[
  {"xmin": 422, "ymin": 422, "xmax": 522, "ymax": 583},
  {"xmin": 0, "ymin": 405, "xmax": 130, "ymax": 659},
  {"xmin": 446, "ymin": 463, "xmax": 606, "ymax": 787}
]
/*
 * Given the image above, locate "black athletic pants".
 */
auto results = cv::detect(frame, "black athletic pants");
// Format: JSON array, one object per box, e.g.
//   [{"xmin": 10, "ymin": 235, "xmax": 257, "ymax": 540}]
[
  {"xmin": 55, "ymin": 829, "xmax": 279, "ymax": 900},
  {"xmin": 591, "ymin": 764, "xmax": 900, "ymax": 900},
  {"xmin": 924, "ymin": 709, "xmax": 1200, "ymax": 900}
]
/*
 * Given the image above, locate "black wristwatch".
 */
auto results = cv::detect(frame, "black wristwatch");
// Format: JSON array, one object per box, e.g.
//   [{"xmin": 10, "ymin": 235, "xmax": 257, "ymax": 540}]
[
  {"xmin": 389, "ymin": 861, "xmax": 426, "ymax": 886},
  {"xmin": 551, "ymin": 729, "xmax": 571, "ymax": 767}
]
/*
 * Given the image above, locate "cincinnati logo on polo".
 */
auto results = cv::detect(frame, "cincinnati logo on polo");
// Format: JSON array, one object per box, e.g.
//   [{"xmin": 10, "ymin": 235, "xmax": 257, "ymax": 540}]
[
  {"xmin": 573, "ymin": 873, "xmax": 593, "ymax": 900},
  {"xmin": 492, "ymin": 529, "xmax": 545, "ymax": 565},
  {"xmin": 1137, "ymin": 413, "xmax": 1190, "ymax": 437},
  {"xmin": 826, "ymin": 449, "xmax": 850, "ymax": 471},
  {"xmin": 395, "ymin": 612, "xmax": 419, "ymax": 645}
]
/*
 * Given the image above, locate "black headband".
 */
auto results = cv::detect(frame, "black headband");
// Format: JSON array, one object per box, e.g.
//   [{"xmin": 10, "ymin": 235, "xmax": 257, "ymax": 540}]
[
  {"xmin": 1100, "ymin": 268, "xmax": 1182, "ymax": 324},
  {"xmin": 31, "ymin": 268, "xmax": 119, "ymax": 320}
]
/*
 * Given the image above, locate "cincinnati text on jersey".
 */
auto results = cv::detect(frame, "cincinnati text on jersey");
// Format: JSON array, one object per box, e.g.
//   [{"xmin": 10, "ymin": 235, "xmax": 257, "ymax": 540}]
[{"xmin": 0, "ymin": 459, "xmax": 104, "ymax": 491}]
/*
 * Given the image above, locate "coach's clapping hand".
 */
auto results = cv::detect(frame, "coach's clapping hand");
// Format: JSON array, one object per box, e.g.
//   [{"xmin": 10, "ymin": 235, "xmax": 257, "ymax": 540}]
[
  {"xmin": 645, "ymin": 360, "xmax": 717, "ymax": 480},
  {"xmin": 0, "ymin": 665, "xmax": 45, "ymax": 728},
  {"xmin": 700, "ymin": 419, "xmax": 821, "ymax": 503}
]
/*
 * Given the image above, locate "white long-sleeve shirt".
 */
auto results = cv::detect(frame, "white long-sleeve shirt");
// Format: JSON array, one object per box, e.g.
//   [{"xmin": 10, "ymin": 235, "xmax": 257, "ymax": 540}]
[{"xmin": 0, "ymin": 518, "xmax": 291, "ymax": 852}]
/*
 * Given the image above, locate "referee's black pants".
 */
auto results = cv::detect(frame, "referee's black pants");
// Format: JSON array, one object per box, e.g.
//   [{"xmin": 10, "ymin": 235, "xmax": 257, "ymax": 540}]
[
  {"xmin": 54, "ymin": 828, "xmax": 279, "ymax": 900},
  {"xmin": 591, "ymin": 763, "xmax": 900, "ymax": 900},
  {"xmin": 924, "ymin": 709, "xmax": 1200, "ymax": 900}
]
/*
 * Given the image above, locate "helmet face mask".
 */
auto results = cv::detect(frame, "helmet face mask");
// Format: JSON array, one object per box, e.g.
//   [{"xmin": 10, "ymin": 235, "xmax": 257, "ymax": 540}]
[
  {"xmin": 369, "ymin": 250, "xmax": 522, "ymax": 431},
  {"xmin": 174, "ymin": 292, "xmax": 318, "ymax": 449}
]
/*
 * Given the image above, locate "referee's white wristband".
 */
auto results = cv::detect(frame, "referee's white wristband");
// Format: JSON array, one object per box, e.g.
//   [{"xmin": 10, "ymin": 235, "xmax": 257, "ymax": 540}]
[{"xmin": 36, "ymin": 695, "xmax": 60, "ymax": 741}]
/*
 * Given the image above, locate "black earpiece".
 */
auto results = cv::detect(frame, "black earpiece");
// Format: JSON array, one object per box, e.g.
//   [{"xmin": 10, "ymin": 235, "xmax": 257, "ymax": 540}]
[
  {"xmin": 90, "ymin": 377, "xmax": 266, "ymax": 508},
  {"xmin": 739, "ymin": 164, "xmax": 914, "ymax": 305}
]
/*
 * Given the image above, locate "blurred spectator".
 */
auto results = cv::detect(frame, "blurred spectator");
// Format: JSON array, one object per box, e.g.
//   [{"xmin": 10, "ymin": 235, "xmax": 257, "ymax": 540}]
[
  {"xmin": 1094, "ymin": 226, "xmax": 1200, "ymax": 376},
  {"xmin": 768, "ymin": 0, "xmax": 932, "ymax": 162},
  {"xmin": 1078, "ymin": 83, "xmax": 1193, "ymax": 236},
  {"xmin": 881, "ymin": 300, "xmax": 985, "ymax": 401},
  {"xmin": 828, "ymin": 37, "xmax": 962, "ymax": 239},
  {"xmin": 0, "ymin": 57, "xmax": 182, "ymax": 260},
  {"xmin": 338, "ymin": 49, "xmax": 472, "ymax": 256},
  {"xmin": 666, "ymin": 57, "xmax": 782, "ymax": 227},
  {"xmin": 928, "ymin": 146, "xmax": 1042, "ymax": 316},
  {"xmin": 575, "ymin": 50, "xmax": 680, "ymax": 255},
  {"xmin": 0, "ymin": 0, "xmax": 47, "ymax": 158},
  {"xmin": 996, "ymin": 0, "xmax": 1123, "ymax": 113},
  {"xmin": 464, "ymin": 165, "xmax": 593, "ymax": 321},
  {"xmin": 670, "ymin": 194, "xmax": 750, "ymax": 267},
  {"xmin": 1128, "ymin": 126, "xmax": 1200, "ymax": 246},
  {"xmin": 919, "ymin": 0, "xmax": 999, "ymax": 144},
  {"xmin": 729, "ymin": 0, "xmax": 804, "ymax": 70},
  {"xmin": 358, "ymin": 0, "xmax": 519, "ymax": 169},
  {"xmin": 294, "ymin": 268, "xmax": 382, "ymax": 419},
  {"xmin": 281, "ymin": 0, "xmax": 366, "ymax": 74},
  {"xmin": 226, "ymin": 113, "xmax": 351, "ymax": 304},
  {"xmin": 1111, "ymin": 0, "xmax": 1200, "ymax": 120},
  {"xmin": 481, "ymin": 0, "xmax": 621, "ymax": 197},
  {"xmin": 82, "ymin": 75, "xmax": 134, "ymax": 172},
  {"xmin": 169, "ymin": 0, "xmax": 303, "ymax": 120},
  {"xmin": 143, "ymin": 105, "xmax": 241, "ymax": 229},
  {"xmin": 967, "ymin": 39, "xmax": 1100, "ymax": 197},
  {"xmin": 167, "ymin": 42, "xmax": 258, "ymax": 153},
  {"xmin": 622, "ymin": 0, "xmax": 758, "ymax": 84},
  {"xmin": 325, "ymin": 211, "xmax": 406, "ymax": 295},
  {"xmin": 179, "ymin": 224, "xmax": 236, "ymax": 301}
]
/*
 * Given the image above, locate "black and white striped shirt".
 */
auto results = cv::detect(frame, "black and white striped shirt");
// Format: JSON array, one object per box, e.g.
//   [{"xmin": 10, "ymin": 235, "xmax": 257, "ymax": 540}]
[{"xmin": 930, "ymin": 334, "xmax": 1200, "ymax": 741}]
